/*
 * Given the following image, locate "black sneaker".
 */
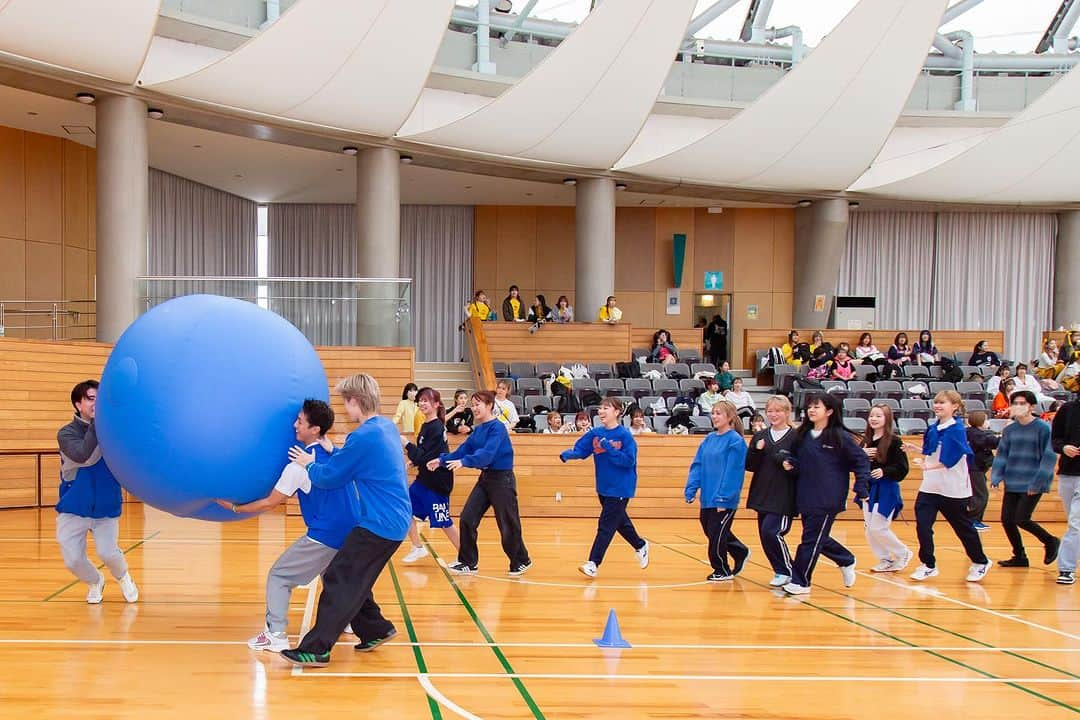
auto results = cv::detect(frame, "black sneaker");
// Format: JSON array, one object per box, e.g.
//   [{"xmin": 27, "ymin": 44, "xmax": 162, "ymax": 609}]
[
  {"xmin": 998, "ymin": 556, "xmax": 1030, "ymax": 567},
  {"xmin": 280, "ymin": 649, "xmax": 330, "ymax": 667},
  {"xmin": 355, "ymin": 628, "xmax": 397, "ymax": 652},
  {"xmin": 508, "ymin": 560, "xmax": 533, "ymax": 577},
  {"xmin": 1057, "ymin": 571, "xmax": 1076, "ymax": 585},
  {"xmin": 731, "ymin": 548, "xmax": 751, "ymax": 576},
  {"xmin": 1045, "ymin": 537, "xmax": 1061, "ymax": 565},
  {"xmin": 447, "ymin": 562, "xmax": 478, "ymax": 575},
  {"xmin": 706, "ymin": 571, "xmax": 733, "ymax": 582}
]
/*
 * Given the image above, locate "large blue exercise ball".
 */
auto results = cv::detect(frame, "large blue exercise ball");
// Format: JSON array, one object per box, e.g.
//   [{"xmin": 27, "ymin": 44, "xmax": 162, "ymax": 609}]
[{"xmin": 96, "ymin": 294, "xmax": 328, "ymax": 521}]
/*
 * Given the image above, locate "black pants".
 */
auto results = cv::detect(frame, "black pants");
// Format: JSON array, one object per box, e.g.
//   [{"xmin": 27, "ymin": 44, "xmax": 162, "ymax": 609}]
[
  {"xmin": 458, "ymin": 469, "xmax": 530, "ymax": 570},
  {"xmin": 589, "ymin": 495, "xmax": 645, "ymax": 565},
  {"xmin": 914, "ymin": 491, "xmax": 987, "ymax": 568},
  {"xmin": 1001, "ymin": 491, "xmax": 1057, "ymax": 558},
  {"xmin": 791, "ymin": 512, "xmax": 853, "ymax": 586},
  {"xmin": 756, "ymin": 511, "xmax": 794, "ymax": 575},
  {"xmin": 296, "ymin": 526, "xmax": 400, "ymax": 655},
  {"xmin": 967, "ymin": 470, "xmax": 989, "ymax": 522},
  {"xmin": 699, "ymin": 507, "xmax": 748, "ymax": 575}
]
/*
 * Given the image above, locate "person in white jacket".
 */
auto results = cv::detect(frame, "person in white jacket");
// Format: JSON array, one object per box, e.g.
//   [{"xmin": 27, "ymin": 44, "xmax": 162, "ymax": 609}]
[{"xmin": 724, "ymin": 377, "xmax": 756, "ymax": 420}]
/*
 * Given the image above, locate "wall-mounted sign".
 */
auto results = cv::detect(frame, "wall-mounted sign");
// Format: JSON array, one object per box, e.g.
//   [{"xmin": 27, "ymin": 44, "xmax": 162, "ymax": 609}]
[
  {"xmin": 666, "ymin": 288, "xmax": 681, "ymax": 315},
  {"xmin": 703, "ymin": 271, "xmax": 723, "ymax": 291},
  {"xmin": 746, "ymin": 304, "xmax": 759, "ymax": 320}
]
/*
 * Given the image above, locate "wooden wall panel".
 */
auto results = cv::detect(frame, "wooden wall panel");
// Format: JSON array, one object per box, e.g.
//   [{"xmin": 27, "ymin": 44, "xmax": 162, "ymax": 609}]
[
  {"xmin": 616, "ymin": 292, "xmax": 654, "ymax": 330},
  {"xmin": 25, "ymin": 241, "xmax": 62, "ymax": 302},
  {"xmin": 25, "ymin": 133, "xmax": 62, "ymax": 246},
  {"xmin": 0, "ymin": 454, "xmax": 38, "ymax": 507},
  {"xmin": 614, "ymin": 207, "xmax": 654, "ymax": 291},
  {"xmin": 0, "ymin": 125, "xmax": 26, "ymax": 241},
  {"xmin": 732, "ymin": 210, "xmax": 775, "ymax": 292},
  {"xmin": 62, "ymin": 142, "xmax": 89, "ymax": 249},
  {"xmin": 692, "ymin": 208, "xmax": 733, "ymax": 292},
  {"xmin": 64, "ymin": 246, "xmax": 89, "ymax": 301},
  {"xmin": 495, "ymin": 207, "xmax": 537, "ymax": 291},
  {"xmin": 483, "ymin": 322, "xmax": 631, "ymax": 363},
  {"xmin": 772, "ymin": 209, "xmax": 795, "ymax": 293},
  {"xmin": 534, "ymin": 206, "xmax": 575, "ymax": 293},
  {"xmin": 472, "ymin": 206, "xmax": 499, "ymax": 293},
  {"xmin": 39, "ymin": 453, "xmax": 60, "ymax": 506},
  {"xmin": 653, "ymin": 207, "xmax": 694, "ymax": 292},
  {"xmin": 87, "ymin": 148, "xmax": 97, "ymax": 252},
  {"xmin": 0, "ymin": 237, "xmax": 26, "ymax": 301}
]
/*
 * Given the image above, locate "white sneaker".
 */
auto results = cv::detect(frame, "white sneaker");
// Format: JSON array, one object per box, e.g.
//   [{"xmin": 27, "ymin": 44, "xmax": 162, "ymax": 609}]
[
  {"xmin": 344, "ymin": 624, "xmax": 354, "ymax": 635},
  {"xmin": 910, "ymin": 564, "xmax": 939, "ymax": 581},
  {"xmin": 871, "ymin": 560, "xmax": 894, "ymax": 573},
  {"xmin": 782, "ymin": 582, "xmax": 811, "ymax": 595},
  {"xmin": 840, "ymin": 561, "xmax": 856, "ymax": 588},
  {"xmin": 636, "ymin": 541, "xmax": 650, "ymax": 569},
  {"xmin": 86, "ymin": 572, "xmax": 105, "ymax": 604},
  {"xmin": 118, "ymin": 573, "xmax": 139, "ymax": 603},
  {"xmin": 402, "ymin": 546, "xmax": 429, "ymax": 563},
  {"xmin": 769, "ymin": 573, "xmax": 791, "ymax": 587},
  {"xmin": 248, "ymin": 628, "xmax": 289, "ymax": 652},
  {"xmin": 579, "ymin": 561, "xmax": 598, "ymax": 578},
  {"xmin": 892, "ymin": 549, "xmax": 914, "ymax": 572},
  {"xmin": 966, "ymin": 562, "xmax": 991, "ymax": 583}
]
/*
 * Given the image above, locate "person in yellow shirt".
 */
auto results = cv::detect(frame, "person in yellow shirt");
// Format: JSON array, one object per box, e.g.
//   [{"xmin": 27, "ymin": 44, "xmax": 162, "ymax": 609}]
[
  {"xmin": 465, "ymin": 291, "xmax": 493, "ymax": 321},
  {"xmin": 781, "ymin": 330, "xmax": 803, "ymax": 367},
  {"xmin": 501, "ymin": 286, "xmax": 527, "ymax": 322},
  {"xmin": 598, "ymin": 296, "xmax": 622, "ymax": 323}
]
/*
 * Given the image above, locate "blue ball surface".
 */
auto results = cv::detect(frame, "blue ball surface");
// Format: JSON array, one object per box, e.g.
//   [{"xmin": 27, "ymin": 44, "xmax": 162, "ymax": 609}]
[{"xmin": 96, "ymin": 294, "xmax": 328, "ymax": 521}]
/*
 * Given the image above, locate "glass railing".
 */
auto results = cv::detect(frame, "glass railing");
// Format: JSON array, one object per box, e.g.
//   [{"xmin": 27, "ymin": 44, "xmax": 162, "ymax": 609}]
[
  {"xmin": 138, "ymin": 277, "xmax": 411, "ymax": 347},
  {"xmin": 0, "ymin": 300, "xmax": 97, "ymax": 340}
]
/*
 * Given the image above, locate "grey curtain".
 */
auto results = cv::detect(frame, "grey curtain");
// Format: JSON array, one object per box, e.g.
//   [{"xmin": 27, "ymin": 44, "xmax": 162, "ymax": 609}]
[
  {"xmin": 268, "ymin": 204, "xmax": 356, "ymax": 277},
  {"xmin": 932, "ymin": 212, "xmax": 1056, "ymax": 362},
  {"xmin": 839, "ymin": 211, "xmax": 936, "ymax": 329},
  {"xmin": 148, "ymin": 169, "xmax": 257, "ymax": 275},
  {"xmin": 401, "ymin": 205, "xmax": 474, "ymax": 362}
]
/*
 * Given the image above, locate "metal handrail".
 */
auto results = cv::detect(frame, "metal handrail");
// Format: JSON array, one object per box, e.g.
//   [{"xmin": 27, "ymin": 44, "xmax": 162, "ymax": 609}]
[{"xmin": 138, "ymin": 276, "xmax": 413, "ymax": 283}]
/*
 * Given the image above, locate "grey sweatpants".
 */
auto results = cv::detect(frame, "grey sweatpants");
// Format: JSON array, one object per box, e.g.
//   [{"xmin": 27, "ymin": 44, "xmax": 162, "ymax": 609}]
[
  {"xmin": 266, "ymin": 535, "xmax": 338, "ymax": 633},
  {"xmin": 56, "ymin": 513, "xmax": 127, "ymax": 584}
]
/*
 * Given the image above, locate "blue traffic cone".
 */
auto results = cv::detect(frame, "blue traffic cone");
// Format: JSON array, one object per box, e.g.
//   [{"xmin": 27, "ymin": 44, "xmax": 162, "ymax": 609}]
[{"xmin": 593, "ymin": 608, "xmax": 631, "ymax": 648}]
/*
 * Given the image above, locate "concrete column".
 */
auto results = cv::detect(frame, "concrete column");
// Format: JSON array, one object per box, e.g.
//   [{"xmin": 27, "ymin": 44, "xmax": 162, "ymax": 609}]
[
  {"xmin": 355, "ymin": 147, "xmax": 401, "ymax": 346},
  {"xmin": 1054, "ymin": 211, "xmax": 1080, "ymax": 330},
  {"xmin": 574, "ymin": 178, "xmax": 616, "ymax": 323},
  {"xmin": 793, "ymin": 198, "xmax": 849, "ymax": 328},
  {"xmin": 96, "ymin": 96, "xmax": 148, "ymax": 343}
]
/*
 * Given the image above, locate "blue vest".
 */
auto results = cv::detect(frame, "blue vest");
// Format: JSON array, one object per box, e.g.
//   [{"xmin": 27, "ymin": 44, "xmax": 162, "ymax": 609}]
[
  {"xmin": 56, "ymin": 457, "xmax": 123, "ymax": 519},
  {"xmin": 296, "ymin": 444, "xmax": 362, "ymax": 550}
]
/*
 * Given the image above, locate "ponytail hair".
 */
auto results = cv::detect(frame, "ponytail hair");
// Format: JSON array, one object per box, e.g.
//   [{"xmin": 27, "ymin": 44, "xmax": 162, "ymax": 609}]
[{"xmin": 416, "ymin": 387, "xmax": 445, "ymax": 423}]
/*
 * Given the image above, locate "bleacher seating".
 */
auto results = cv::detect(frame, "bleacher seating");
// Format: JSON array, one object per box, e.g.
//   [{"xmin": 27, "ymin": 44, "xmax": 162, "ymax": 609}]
[
  {"xmin": 843, "ymin": 417, "xmax": 867, "ymax": 433},
  {"xmin": 898, "ymin": 418, "xmax": 928, "ymax": 435},
  {"xmin": 843, "ymin": 398, "xmax": 871, "ymax": 419}
]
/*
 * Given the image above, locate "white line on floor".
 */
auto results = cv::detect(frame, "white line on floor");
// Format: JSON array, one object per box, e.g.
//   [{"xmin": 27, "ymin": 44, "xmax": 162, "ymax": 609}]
[
  {"xmin": 296, "ymin": 671, "xmax": 1078, "ymax": 684},
  {"xmin": 418, "ymin": 674, "xmax": 483, "ymax": 720}
]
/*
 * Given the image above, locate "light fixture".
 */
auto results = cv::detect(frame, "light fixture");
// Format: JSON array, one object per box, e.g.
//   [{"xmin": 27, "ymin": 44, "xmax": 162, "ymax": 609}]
[
  {"xmin": 796, "ymin": 200, "xmax": 812, "ymax": 208},
  {"xmin": 75, "ymin": 92, "xmax": 95, "ymax": 104},
  {"xmin": 615, "ymin": 182, "xmax": 627, "ymax": 191},
  {"xmin": 848, "ymin": 200, "xmax": 861, "ymax": 209},
  {"xmin": 342, "ymin": 146, "xmax": 359, "ymax": 156},
  {"xmin": 494, "ymin": 0, "xmax": 513, "ymax": 13},
  {"xmin": 706, "ymin": 206, "xmax": 723, "ymax": 214},
  {"xmin": 147, "ymin": 108, "xmax": 165, "ymax": 120},
  {"xmin": 563, "ymin": 178, "xmax": 577, "ymax": 187},
  {"xmin": 399, "ymin": 154, "xmax": 413, "ymax": 164}
]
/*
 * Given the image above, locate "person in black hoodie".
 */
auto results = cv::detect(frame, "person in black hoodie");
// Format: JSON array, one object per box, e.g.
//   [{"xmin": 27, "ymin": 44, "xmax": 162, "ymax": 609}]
[
  {"xmin": 1052, "ymin": 399, "xmax": 1080, "ymax": 585},
  {"xmin": 745, "ymin": 395, "xmax": 799, "ymax": 587},
  {"xmin": 965, "ymin": 410, "xmax": 999, "ymax": 532},
  {"xmin": 502, "ymin": 285, "xmax": 527, "ymax": 322},
  {"xmin": 400, "ymin": 388, "xmax": 460, "ymax": 565},
  {"xmin": 782, "ymin": 392, "xmax": 870, "ymax": 596}
]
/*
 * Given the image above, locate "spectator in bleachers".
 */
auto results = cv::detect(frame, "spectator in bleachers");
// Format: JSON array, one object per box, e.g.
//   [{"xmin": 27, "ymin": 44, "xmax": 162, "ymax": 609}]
[
  {"xmin": 574, "ymin": 412, "xmax": 592, "ymax": 433},
  {"xmin": 887, "ymin": 332, "xmax": 913, "ymax": 367},
  {"xmin": 913, "ymin": 330, "xmax": 940, "ymax": 366},
  {"xmin": 493, "ymin": 380, "xmax": 519, "ymax": 430},
  {"xmin": 466, "ymin": 291, "xmax": 494, "ymax": 321},
  {"xmin": 1058, "ymin": 351, "xmax": 1080, "ymax": 393},
  {"xmin": 970, "ymin": 340, "xmax": 1000, "ymax": 368},
  {"xmin": 829, "ymin": 344, "xmax": 857, "ymax": 381},
  {"xmin": 551, "ymin": 296, "xmax": 574, "ymax": 324},
  {"xmin": 714, "ymin": 361, "xmax": 735, "ymax": 392},
  {"xmin": 749, "ymin": 413, "xmax": 766, "ymax": 435},
  {"xmin": 706, "ymin": 314, "xmax": 728, "ymax": 367},
  {"xmin": 992, "ymin": 378, "xmax": 1015, "ymax": 419},
  {"xmin": 781, "ymin": 330, "xmax": 805, "ymax": 367},
  {"xmin": 1063, "ymin": 331, "xmax": 1080, "ymax": 362},
  {"xmin": 966, "ymin": 410, "xmax": 998, "ymax": 533},
  {"xmin": 527, "ymin": 294, "xmax": 552, "ymax": 325},
  {"xmin": 543, "ymin": 412, "xmax": 569, "ymax": 434},
  {"xmin": 628, "ymin": 408, "xmax": 653, "ymax": 435},
  {"xmin": 724, "ymin": 377, "xmax": 755, "ymax": 420},
  {"xmin": 392, "ymin": 383, "xmax": 419, "ymax": 433},
  {"xmin": 1043, "ymin": 400, "xmax": 1063, "ymax": 424},
  {"xmin": 1011, "ymin": 363, "xmax": 1044, "ymax": 400},
  {"xmin": 805, "ymin": 344, "xmax": 833, "ymax": 380},
  {"xmin": 810, "ymin": 331, "xmax": 833, "ymax": 361},
  {"xmin": 598, "ymin": 296, "xmax": 622, "ymax": 324},
  {"xmin": 698, "ymin": 377, "xmax": 723, "ymax": 414},
  {"xmin": 446, "ymin": 390, "xmax": 473, "ymax": 436},
  {"xmin": 648, "ymin": 329, "xmax": 679, "ymax": 365},
  {"xmin": 1036, "ymin": 338, "xmax": 1064, "ymax": 379},
  {"xmin": 501, "ymin": 286, "xmax": 527, "ymax": 322},
  {"xmin": 854, "ymin": 332, "xmax": 886, "ymax": 367},
  {"xmin": 987, "ymin": 364, "xmax": 1012, "ymax": 398}
]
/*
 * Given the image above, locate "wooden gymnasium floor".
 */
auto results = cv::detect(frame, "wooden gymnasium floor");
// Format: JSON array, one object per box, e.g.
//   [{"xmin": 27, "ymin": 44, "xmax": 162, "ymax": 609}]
[{"xmin": 1, "ymin": 505, "xmax": 1078, "ymax": 719}]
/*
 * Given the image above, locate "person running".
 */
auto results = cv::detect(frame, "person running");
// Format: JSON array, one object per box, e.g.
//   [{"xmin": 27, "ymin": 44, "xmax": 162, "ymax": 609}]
[
  {"xmin": 685, "ymin": 401, "xmax": 750, "ymax": 582},
  {"xmin": 216, "ymin": 400, "xmax": 353, "ymax": 652},
  {"xmin": 909, "ymin": 390, "xmax": 992, "ymax": 583},
  {"xmin": 991, "ymin": 390, "xmax": 1060, "ymax": 569},
  {"xmin": 965, "ymin": 410, "xmax": 999, "ymax": 532},
  {"xmin": 1052, "ymin": 397, "xmax": 1080, "ymax": 585},
  {"xmin": 401, "ymin": 388, "xmax": 461, "ymax": 565},
  {"xmin": 280, "ymin": 373, "xmax": 412, "ymax": 668},
  {"xmin": 745, "ymin": 395, "xmax": 798, "ymax": 587},
  {"xmin": 559, "ymin": 398, "xmax": 649, "ymax": 578},
  {"xmin": 56, "ymin": 379, "xmax": 139, "ymax": 604},
  {"xmin": 429, "ymin": 391, "xmax": 532, "ymax": 576},
  {"xmin": 862, "ymin": 404, "xmax": 912, "ymax": 573}
]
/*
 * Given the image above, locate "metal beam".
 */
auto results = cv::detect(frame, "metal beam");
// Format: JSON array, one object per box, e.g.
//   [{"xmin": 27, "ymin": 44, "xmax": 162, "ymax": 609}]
[
  {"xmin": 1036, "ymin": 0, "xmax": 1080, "ymax": 52},
  {"xmin": 933, "ymin": 34, "xmax": 963, "ymax": 58},
  {"xmin": 941, "ymin": 0, "xmax": 985, "ymax": 26},
  {"xmin": 501, "ymin": 0, "xmax": 540, "ymax": 44},
  {"xmin": 739, "ymin": 0, "xmax": 774, "ymax": 42},
  {"xmin": 687, "ymin": 0, "xmax": 742, "ymax": 37}
]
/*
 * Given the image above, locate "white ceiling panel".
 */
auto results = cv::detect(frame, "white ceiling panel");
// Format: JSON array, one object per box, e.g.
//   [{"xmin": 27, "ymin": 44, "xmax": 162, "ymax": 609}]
[
  {"xmin": 147, "ymin": 0, "xmax": 454, "ymax": 136},
  {"xmin": 0, "ymin": 0, "xmax": 160, "ymax": 83},
  {"xmin": 618, "ymin": 0, "xmax": 948, "ymax": 191},
  {"xmin": 402, "ymin": 0, "xmax": 697, "ymax": 168}
]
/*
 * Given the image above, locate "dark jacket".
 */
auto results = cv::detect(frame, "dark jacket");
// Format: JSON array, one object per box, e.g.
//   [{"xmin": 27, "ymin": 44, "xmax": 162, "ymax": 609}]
[
  {"xmin": 1051, "ymin": 400, "xmax": 1080, "ymax": 477},
  {"xmin": 406, "ymin": 418, "xmax": 454, "ymax": 496},
  {"xmin": 966, "ymin": 425, "xmax": 999, "ymax": 473},
  {"xmin": 56, "ymin": 415, "xmax": 123, "ymax": 518},
  {"xmin": 446, "ymin": 407, "xmax": 473, "ymax": 435},
  {"xmin": 792, "ymin": 429, "xmax": 871, "ymax": 514},
  {"xmin": 868, "ymin": 435, "xmax": 909, "ymax": 483},
  {"xmin": 502, "ymin": 296, "xmax": 526, "ymax": 321},
  {"xmin": 745, "ymin": 427, "xmax": 798, "ymax": 516}
]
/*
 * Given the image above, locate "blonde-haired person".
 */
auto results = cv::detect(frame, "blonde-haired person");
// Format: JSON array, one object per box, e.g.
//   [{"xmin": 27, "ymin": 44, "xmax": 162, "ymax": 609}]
[
  {"xmin": 862, "ymin": 404, "xmax": 912, "ymax": 573},
  {"xmin": 910, "ymin": 390, "xmax": 991, "ymax": 583},
  {"xmin": 493, "ymin": 379, "xmax": 519, "ymax": 430},
  {"xmin": 745, "ymin": 395, "xmax": 798, "ymax": 586},
  {"xmin": 281, "ymin": 373, "xmax": 412, "ymax": 668}
]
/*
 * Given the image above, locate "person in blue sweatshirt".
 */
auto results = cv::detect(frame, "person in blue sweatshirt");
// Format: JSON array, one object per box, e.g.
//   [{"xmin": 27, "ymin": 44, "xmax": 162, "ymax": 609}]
[
  {"xmin": 280, "ymin": 373, "xmax": 412, "ymax": 668},
  {"xmin": 991, "ymin": 389, "xmax": 1061, "ymax": 568},
  {"xmin": 685, "ymin": 400, "xmax": 750, "ymax": 582},
  {"xmin": 55, "ymin": 379, "xmax": 139, "ymax": 604},
  {"xmin": 429, "ymin": 390, "xmax": 532, "ymax": 576},
  {"xmin": 559, "ymin": 398, "xmax": 649, "ymax": 578},
  {"xmin": 782, "ymin": 393, "xmax": 870, "ymax": 595},
  {"xmin": 213, "ymin": 399, "xmax": 356, "ymax": 653}
]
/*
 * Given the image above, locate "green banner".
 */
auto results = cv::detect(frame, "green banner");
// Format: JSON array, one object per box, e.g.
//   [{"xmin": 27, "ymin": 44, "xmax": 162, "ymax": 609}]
[{"xmin": 672, "ymin": 233, "xmax": 686, "ymax": 288}]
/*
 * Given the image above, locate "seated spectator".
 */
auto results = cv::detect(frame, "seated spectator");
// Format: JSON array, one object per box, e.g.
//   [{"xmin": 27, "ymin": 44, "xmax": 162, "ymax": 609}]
[
  {"xmin": 724, "ymin": 377, "xmax": 755, "ymax": 419},
  {"xmin": 502, "ymin": 285, "xmax": 527, "ymax": 322},
  {"xmin": 1064, "ymin": 331, "xmax": 1080, "ymax": 362},
  {"xmin": 542, "ymin": 412, "xmax": 569, "ymax": 434},
  {"xmin": 598, "ymin": 296, "xmax": 622, "ymax": 323},
  {"xmin": 810, "ymin": 331, "xmax": 833, "ymax": 361},
  {"xmin": 445, "ymin": 389, "xmax": 473, "ymax": 435},
  {"xmin": 987, "ymin": 364, "xmax": 1012, "ymax": 397},
  {"xmin": 466, "ymin": 290, "xmax": 494, "ymax": 321},
  {"xmin": 573, "ymin": 411, "xmax": 591, "ymax": 433},
  {"xmin": 698, "ymin": 377, "xmax": 724, "ymax": 414},
  {"xmin": 526, "ymin": 294, "xmax": 552, "ymax": 334},
  {"xmin": 493, "ymin": 380, "xmax": 519, "ymax": 429},
  {"xmin": 970, "ymin": 340, "xmax": 1000, "ymax": 368},
  {"xmin": 1035, "ymin": 338, "xmax": 1063, "ymax": 379},
  {"xmin": 992, "ymin": 378, "xmax": 1015, "ymax": 419},
  {"xmin": 649, "ymin": 329, "xmax": 679, "ymax": 365},
  {"xmin": 781, "ymin": 330, "xmax": 805, "ymax": 367},
  {"xmin": 748, "ymin": 413, "xmax": 766, "ymax": 435},
  {"xmin": 805, "ymin": 344, "xmax": 833, "ymax": 380},
  {"xmin": 912, "ymin": 330, "xmax": 939, "ymax": 366},
  {"xmin": 1042, "ymin": 400, "xmax": 1063, "ymax": 424},
  {"xmin": 854, "ymin": 332, "xmax": 885, "ymax": 366},
  {"xmin": 830, "ymin": 343, "xmax": 857, "ymax": 381},
  {"xmin": 628, "ymin": 408, "xmax": 653, "ymax": 435},
  {"xmin": 1011, "ymin": 363, "xmax": 1044, "ymax": 400},
  {"xmin": 887, "ymin": 332, "xmax": 912, "ymax": 366},
  {"xmin": 714, "ymin": 361, "xmax": 735, "ymax": 392},
  {"xmin": 550, "ymin": 296, "xmax": 574, "ymax": 324},
  {"xmin": 1058, "ymin": 351, "xmax": 1080, "ymax": 393}
]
